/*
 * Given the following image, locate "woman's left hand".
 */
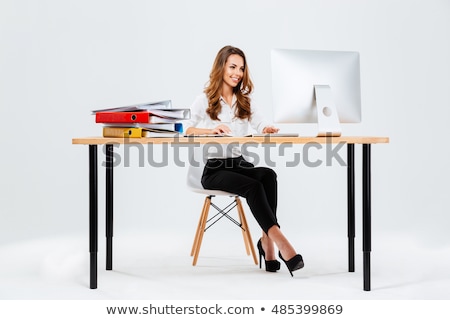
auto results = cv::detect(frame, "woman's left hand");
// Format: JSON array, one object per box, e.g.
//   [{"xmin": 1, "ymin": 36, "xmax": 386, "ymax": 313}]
[{"xmin": 262, "ymin": 126, "xmax": 279, "ymax": 134}]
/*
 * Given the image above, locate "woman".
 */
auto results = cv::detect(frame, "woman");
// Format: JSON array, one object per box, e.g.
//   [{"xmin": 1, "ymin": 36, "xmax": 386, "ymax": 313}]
[{"xmin": 185, "ymin": 45, "xmax": 304, "ymax": 276}]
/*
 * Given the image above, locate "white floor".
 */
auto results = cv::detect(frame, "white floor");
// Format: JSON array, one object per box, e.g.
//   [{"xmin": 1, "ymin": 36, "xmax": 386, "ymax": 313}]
[{"xmin": 1, "ymin": 230, "xmax": 449, "ymax": 301}]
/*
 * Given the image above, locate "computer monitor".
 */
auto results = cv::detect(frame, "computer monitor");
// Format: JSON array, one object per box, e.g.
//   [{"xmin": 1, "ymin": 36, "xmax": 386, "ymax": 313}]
[{"xmin": 271, "ymin": 49, "xmax": 362, "ymax": 136}]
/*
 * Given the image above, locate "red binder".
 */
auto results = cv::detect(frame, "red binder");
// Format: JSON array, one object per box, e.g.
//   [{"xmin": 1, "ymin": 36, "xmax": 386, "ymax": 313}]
[
  {"xmin": 95, "ymin": 111, "xmax": 150, "ymax": 123},
  {"xmin": 95, "ymin": 109, "xmax": 190, "ymax": 123}
]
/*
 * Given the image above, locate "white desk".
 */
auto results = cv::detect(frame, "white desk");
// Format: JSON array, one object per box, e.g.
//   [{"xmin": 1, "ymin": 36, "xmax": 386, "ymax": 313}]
[{"xmin": 72, "ymin": 135, "xmax": 389, "ymax": 291}]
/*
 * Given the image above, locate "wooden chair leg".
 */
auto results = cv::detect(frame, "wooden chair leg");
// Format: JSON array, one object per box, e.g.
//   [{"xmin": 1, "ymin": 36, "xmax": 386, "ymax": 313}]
[
  {"xmin": 192, "ymin": 197, "xmax": 211, "ymax": 266},
  {"xmin": 236, "ymin": 197, "xmax": 251, "ymax": 255},
  {"xmin": 236, "ymin": 197, "xmax": 258, "ymax": 265},
  {"xmin": 191, "ymin": 196, "xmax": 210, "ymax": 256}
]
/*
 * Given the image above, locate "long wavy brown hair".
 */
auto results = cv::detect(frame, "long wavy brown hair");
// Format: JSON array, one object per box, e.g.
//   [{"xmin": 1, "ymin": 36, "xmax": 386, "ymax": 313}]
[{"xmin": 204, "ymin": 46, "xmax": 253, "ymax": 121}]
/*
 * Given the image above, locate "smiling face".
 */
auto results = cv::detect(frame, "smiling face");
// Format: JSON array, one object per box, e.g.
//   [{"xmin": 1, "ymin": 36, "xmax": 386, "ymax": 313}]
[
  {"xmin": 222, "ymin": 54, "xmax": 245, "ymax": 90},
  {"xmin": 205, "ymin": 46, "xmax": 253, "ymax": 120}
]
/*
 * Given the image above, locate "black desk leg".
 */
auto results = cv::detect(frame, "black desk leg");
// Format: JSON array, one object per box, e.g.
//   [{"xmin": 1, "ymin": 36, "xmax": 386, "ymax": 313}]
[
  {"xmin": 89, "ymin": 145, "xmax": 98, "ymax": 289},
  {"xmin": 106, "ymin": 144, "xmax": 114, "ymax": 270},
  {"xmin": 363, "ymin": 144, "xmax": 372, "ymax": 291},
  {"xmin": 347, "ymin": 144, "xmax": 355, "ymax": 272}
]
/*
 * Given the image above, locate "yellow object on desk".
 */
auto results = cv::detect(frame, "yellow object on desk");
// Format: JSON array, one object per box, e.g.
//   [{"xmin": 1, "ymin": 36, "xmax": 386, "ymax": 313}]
[{"xmin": 102, "ymin": 127, "xmax": 143, "ymax": 138}]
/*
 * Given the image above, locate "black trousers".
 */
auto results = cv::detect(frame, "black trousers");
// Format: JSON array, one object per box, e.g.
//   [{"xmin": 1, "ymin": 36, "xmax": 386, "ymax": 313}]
[{"xmin": 201, "ymin": 156, "xmax": 279, "ymax": 234}]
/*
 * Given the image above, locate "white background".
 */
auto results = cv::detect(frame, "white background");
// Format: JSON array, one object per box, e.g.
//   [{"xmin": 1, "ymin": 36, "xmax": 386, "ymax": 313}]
[{"xmin": 1, "ymin": 0, "xmax": 449, "ymax": 305}]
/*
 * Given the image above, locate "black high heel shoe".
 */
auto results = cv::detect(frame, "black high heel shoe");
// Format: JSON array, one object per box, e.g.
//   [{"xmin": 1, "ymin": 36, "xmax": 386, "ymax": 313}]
[
  {"xmin": 257, "ymin": 239, "xmax": 281, "ymax": 272},
  {"xmin": 279, "ymin": 251, "xmax": 304, "ymax": 277}
]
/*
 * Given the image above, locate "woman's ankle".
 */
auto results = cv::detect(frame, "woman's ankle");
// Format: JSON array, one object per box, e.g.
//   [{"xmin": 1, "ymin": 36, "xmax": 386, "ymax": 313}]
[
  {"xmin": 261, "ymin": 234, "xmax": 276, "ymax": 260},
  {"xmin": 267, "ymin": 226, "xmax": 297, "ymax": 260}
]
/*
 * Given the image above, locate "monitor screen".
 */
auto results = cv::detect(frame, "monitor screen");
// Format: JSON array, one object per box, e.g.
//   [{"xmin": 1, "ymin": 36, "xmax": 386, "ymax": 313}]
[{"xmin": 271, "ymin": 49, "xmax": 362, "ymax": 128}]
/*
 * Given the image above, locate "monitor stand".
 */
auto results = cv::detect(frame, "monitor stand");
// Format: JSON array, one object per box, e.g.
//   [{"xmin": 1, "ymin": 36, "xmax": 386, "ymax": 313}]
[{"xmin": 314, "ymin": 85, "xmax": 342, "ymax": 137}]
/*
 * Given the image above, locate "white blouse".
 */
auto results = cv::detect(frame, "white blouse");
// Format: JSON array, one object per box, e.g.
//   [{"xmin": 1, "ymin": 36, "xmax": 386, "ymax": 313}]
[{"xmin": 183, "ymin": 93, "xmax": 270, "ymax": 158}]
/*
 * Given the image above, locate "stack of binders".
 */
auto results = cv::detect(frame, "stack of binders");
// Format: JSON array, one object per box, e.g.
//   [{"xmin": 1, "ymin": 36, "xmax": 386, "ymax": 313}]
[{"xmin": 92, "ymin": 100, "xmax": 190, "ymax": 137}]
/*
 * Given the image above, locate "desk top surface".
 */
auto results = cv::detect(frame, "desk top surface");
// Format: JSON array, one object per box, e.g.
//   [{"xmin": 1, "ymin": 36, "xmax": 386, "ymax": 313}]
[{"xmin": 72, "ymin": 136, "xmax": 389, "ymax": 145}]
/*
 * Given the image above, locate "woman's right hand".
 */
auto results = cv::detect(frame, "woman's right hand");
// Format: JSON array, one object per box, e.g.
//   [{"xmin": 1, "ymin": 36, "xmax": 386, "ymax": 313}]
[{"xmin": 212, "ymin": 124, "xmax": 231, "ymax": 135}]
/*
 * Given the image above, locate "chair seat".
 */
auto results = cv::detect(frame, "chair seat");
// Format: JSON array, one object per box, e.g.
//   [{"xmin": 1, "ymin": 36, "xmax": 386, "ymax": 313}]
[
  {"xmin": 188, "ymin": 186, "xmax": 239, "ymax": 197},
  {"xmin": 186, "ymin": 156, "xmax": 239, "ymax": 196}
]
